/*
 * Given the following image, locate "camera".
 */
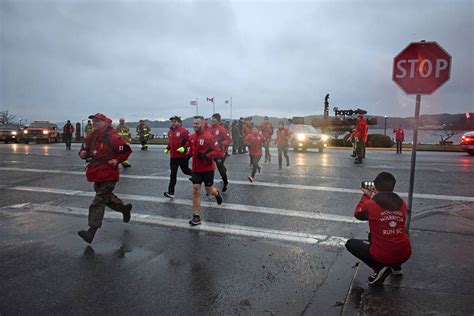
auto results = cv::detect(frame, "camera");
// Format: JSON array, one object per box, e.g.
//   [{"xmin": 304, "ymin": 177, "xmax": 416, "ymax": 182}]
[{"xmin": 361, "ymin": 181, "xmax": 375, "ymax": 190}]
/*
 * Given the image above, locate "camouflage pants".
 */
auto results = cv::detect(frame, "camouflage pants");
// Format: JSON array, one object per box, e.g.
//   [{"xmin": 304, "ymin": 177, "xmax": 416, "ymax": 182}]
[{"xmin": 88, "ymin": 181, "xmax": 125, "ymax": 228}]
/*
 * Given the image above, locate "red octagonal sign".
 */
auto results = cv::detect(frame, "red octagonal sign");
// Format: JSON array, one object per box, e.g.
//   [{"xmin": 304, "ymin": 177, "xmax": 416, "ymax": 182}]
[{"xmin": 393, "ymin": 41, "xmax": 451, "ymax": 95}]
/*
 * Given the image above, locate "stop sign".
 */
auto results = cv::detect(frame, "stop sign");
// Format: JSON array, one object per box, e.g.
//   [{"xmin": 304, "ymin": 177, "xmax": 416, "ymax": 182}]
[{"xmin": 393, "ymin": 41, "xmax": 451, "ymax": 95}]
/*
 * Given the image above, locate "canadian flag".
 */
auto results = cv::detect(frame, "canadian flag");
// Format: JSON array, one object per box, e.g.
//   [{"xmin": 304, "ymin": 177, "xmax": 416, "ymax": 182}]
[{"xmin": 206, "ymin": 97, "xmax": 214, "ymax": 103}]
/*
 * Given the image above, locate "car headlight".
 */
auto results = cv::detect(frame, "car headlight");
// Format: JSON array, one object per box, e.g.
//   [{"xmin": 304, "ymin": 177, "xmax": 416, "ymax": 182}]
[
  {"xmin": 11, "ymin": 131, "xmax": 17, "ymax": 135},
  {"xmin": 24, "ymin": 130, "xmax": 28, "ymax": 134},
  {"xmin": 321, "ymin": 135, "xmax": 329, "ymax": 142},
  {"xmin": 43, "ymin": 130, "xmax": 49, "ymax": 135},
  {"xmin": 297, "ymin": 133, "xmax": 306, "ymax": 141}
]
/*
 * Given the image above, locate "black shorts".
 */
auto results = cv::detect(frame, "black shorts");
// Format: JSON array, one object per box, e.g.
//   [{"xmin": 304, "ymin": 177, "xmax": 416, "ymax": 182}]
[{"xmin": 191, "ymin": 171, "xmax": 214, "ymax": 186}]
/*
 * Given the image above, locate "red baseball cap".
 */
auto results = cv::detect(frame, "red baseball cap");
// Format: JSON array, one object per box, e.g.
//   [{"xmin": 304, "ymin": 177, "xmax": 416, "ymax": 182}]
[{"xmin": 88, "ymin": 113, "xmax": 112, "ymax": 124}]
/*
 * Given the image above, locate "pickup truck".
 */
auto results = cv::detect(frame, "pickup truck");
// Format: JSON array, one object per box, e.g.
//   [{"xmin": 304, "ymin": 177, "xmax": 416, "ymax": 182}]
[{"xmin": 23, "ymin": 121, "xmax": 60, "ymax": 144}]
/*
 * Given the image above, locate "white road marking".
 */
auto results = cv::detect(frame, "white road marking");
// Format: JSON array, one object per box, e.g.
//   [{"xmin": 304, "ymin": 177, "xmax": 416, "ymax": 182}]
[
  {"xmin": 2, "ymin": 185, "xmax": 361, "ymax": 224},
  {"xmin": 11, "ymin": 203, "xmax": 347, "ymax": 247},
  {"xmin": 1, "ymin": 167, "xmax": 473, "ymax": 202}
]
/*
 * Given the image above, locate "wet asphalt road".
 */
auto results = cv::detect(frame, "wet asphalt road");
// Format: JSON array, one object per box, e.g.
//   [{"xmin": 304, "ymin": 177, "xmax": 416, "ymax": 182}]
[{"xmin": 0, "ymin": 143, "xmax": 473, "ymax": 314}]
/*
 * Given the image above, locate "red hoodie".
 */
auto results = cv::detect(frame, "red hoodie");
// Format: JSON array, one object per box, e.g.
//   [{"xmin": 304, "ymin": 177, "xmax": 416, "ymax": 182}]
[
  {"xmin": 259, "ymin": 121, "xmax": 273, "ymax": 139},
  {"xmin": 355, "ymin": 116, "xmax": 368, "ymax": 143},
  {"xmin": 354, "ymin": 193, "xmax": 412, "ymax": 265},
  {"xmin": 188, "ymin": 129, "xmax": 223, "ymax": 173},
  {"xmin": 244, "ymin": 133, "xmax": 266, "ymax": 156},
  {"xmin": 209, "ymin": 123, "xmax": 231, "ymax": 152},
  {"xmin": 275, "ymin": 128, "xmax": 291, "ymax": 146},
  {"xmin": 167, "ymin": 126, "xmax": 190, "ymax": 158},
  {"xmin": 80, "ymin": 126, "xmax": 132, "ymax": 183}
]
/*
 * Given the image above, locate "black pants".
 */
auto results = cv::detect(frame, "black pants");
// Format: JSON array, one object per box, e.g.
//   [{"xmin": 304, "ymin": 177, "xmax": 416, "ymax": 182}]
[
  {"xmin": 232, "ymin": 138, "xmax": 239, "ymax": 154},
  {"xmin": 64, "ymin": 134, "xmax": 72, "ymax": 149},
  {"xmin": 396, "ymin": 141, "xmax": 403, "ymax": 153},
  {"xmin": 263, "ymin": 140, "xmax": 271, "ymax": 162},
  {"xmin": 214, "ymin": 157, "xmax": 228, "ymax": 186},
  {"xmin": 277, "ymin": 144, "xmax": 289, "ymax": 168},
  {"xmin": 250, "ymin": 155, "xmax": 261, "ymax": 177},
  {"xmin": 168, "ymin": 157, "xmax": 192, "ymax": 194},
  {"xmin": 345, "ymin": 239, "xmax": 384, "ymax": 271},
  {"xmin": 140, "ymin": 136, "xmax": 148, "ymax": 148}
]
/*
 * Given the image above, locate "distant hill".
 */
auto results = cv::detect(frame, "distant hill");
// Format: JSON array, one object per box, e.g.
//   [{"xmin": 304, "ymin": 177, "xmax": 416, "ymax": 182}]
[{"xmin": 52, "ymin": 112, "xmax": 473, "ymax": 131}]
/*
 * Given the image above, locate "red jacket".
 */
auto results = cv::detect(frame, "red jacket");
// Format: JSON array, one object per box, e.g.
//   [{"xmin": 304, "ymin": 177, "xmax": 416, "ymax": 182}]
[
  {"xmin": 354, "ymin": 193, "xmax": 412, "ymax": 265},
  {"xmin": 393, "ymin": 128, "xmax": 405, "ymax": 142},
  {"xmin": 63, "ymin": 123, "xmax": 75, "ymax": 135},
  {"xmin": 188, "ymin": 129, "xmax": 223, "ymax": 173},
  {"xmin": 167, "ymin": 126, "xmax": 189, "ymax": 158},
  {"xmin": 275, "ymin": 128, "xmax": 291, "ymax": 146},
  {"xmin": 259, "ymin": 121, "xmax": 273, "ymax": 139},
  {"xmin": 354, "ymin": 116, "xmax": 368, "ymax": 143},
  {"xmin": 209, "ymin": 123, "xmax": 231, "ymax": 152},
  {"xmin": 244, "ymin": 133, "xmax": 266, "ymax": 156},
  {"xmin": 79, "ymin": 126, "xmax": 132, "ymax": 183}
]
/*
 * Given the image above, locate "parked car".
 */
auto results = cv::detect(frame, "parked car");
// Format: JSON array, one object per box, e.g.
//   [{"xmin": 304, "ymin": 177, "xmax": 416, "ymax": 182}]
[
  {"xmin": 0, "ymin": 123, "xmax": 23, "ymax": 143},
  {"xmin": 288, "ymin": 124, "xmax": 329, "ymax": 152},
  {"xmin": 460, "ymin": 131, "xmax": 474, "ymax": 156},
  {"xmin": 23, "ymin": 121, "xmax": 60, "ymax": 144}
]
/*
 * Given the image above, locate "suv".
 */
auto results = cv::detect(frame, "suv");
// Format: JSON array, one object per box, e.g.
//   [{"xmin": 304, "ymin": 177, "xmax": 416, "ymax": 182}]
[
  {"xmin": 460, "ymin": 131, "xmax": 474, "ymax": 156},
  {"xmin": 288, "ymin": 124, "xmax": 329, "ymax": 152},
  {"xmin": 23, "ymin": 121, "xmax": 60, "ymax": 144},
  {"xmin": 0, "ymin": 123, "xmax": 23, "ymax": 143}
]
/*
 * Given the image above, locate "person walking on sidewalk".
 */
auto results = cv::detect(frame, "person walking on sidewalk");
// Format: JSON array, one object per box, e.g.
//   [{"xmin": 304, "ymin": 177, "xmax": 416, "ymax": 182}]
[
  {"xmin": 77, "ymin": 113, "xmax": 133, "ymax": 244},
  {"xmin": 63, "ymin": 120, "xmax": 74, "ymax": 150},
  {"xmin": 275, "ymin": 121, "xmax": 291, "ymax": 170},
  {"xmin": 393, "ymin": 125, "xmax": 405, "ymax": 154},
  {"xmin": 209, "ymin": 113, "xmax": 231, "ymax": 192},
  {"xmin": 259, "ymin": 116, "xmax": 274, "ymax": 163},
  {"xmin": 187, "ymin": 116, "xmax": 224, "ymax": 226},
  {"xmin": 345, "ymin": 172, "xmax": 412, "ymax": 285},
  {"xmin": 244, "ymin": 127, "xmax": 266, "ymax": 183},
  {"xmin": 164, "ymin": 115, "xmax": 192, "ymax": 198},
  {"xmin": 117, "ymin": 118, "xmax": 132, "ymax": 168}
]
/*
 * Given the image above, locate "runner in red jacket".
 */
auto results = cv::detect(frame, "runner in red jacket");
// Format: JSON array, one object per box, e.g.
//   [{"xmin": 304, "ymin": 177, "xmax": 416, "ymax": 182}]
[
  {"xmin": 244, "ymin": 127, "xmax": 266, "ymax": 182},
  {"xmin": 275, "ymin": 121, "xmax": 291, "ymax": 170},
  {"xmin": 77, "ymin": 113, "xmax": 133, "ymax": 243},
  {"xmin": 259, "ymin": 116, "xmax": 274, "ymax": 163},
  {"xmin": 187, "ymin": 116, "xmax": 224, "ymax": 226},
  {"xmin": 209, "ymin": 113, "xmax": 232, "ymax": 192},
  {"xmin": 345, "ymin": 172, "xmax": 411, "ymax": 285},
  {"xmin": 164, "ymin": 116, "xmax": 192, "ymax": 198},
  {"xmin": 354, "ymin": 114, "xmax": 368, "ymax": 164}
]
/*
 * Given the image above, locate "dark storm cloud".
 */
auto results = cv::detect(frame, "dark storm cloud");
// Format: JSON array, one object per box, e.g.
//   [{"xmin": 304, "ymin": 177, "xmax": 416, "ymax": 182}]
[{"xmin": 0, "ymin": 0, "xmax": 472, "ymax": 123}]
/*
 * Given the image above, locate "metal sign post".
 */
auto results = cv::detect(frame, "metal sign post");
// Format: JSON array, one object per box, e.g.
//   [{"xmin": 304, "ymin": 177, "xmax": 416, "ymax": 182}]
[{"xmin": 392, "ymin": 41, "xmax": 451, "ymax": 232}]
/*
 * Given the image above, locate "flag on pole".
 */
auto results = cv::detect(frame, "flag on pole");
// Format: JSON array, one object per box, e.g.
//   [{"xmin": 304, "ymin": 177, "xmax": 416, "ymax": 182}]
[
  {"xmin": 190, "ymin": 100, "xmax": 197, "ymax": 106},
  {"xmin": 225, "ymin": 100, "xmax": 229, "ymax": 104},
  {"xmin": 206, "ymin": 97, "xmax": 214, "ymax": 103}
]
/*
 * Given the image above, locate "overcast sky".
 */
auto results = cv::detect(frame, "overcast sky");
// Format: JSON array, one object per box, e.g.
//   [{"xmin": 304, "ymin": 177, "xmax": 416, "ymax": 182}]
[{"xmin": 1, "ymin": 0, "xmax": 472, "ymax": 123}]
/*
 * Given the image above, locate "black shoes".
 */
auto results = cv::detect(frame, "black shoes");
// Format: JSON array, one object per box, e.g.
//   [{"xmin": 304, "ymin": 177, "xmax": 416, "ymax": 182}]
[
  {"xmin": 122, "ymin": 204, "xmax": 132, "ymax": 223},
  {"xmin": 164, "ymin": 192, "xmax": 175, "ymax": 198},
  {"xmin": 78, "ymin": 226, "xmax": 98, "ymax": 244},
  {"xmin": 215, "ymin": 190, "xmax": 223, "ymax": 205},
  {"xmin": 189, "ymin": 214, "xmax": 201, "ymax": 226},
  {"xmin": 222, "ymin": 183, "xmax": 228, "ymax": 193},
  {"xmin": 368, "ymin": 266, "xmax": 391, "ymax": 285}
]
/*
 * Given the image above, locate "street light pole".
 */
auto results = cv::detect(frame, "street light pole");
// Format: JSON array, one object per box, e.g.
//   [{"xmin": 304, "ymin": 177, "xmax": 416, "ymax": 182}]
[{"xmin": 384, "ymin": 115, "xmax": 388, "ymax": 136}]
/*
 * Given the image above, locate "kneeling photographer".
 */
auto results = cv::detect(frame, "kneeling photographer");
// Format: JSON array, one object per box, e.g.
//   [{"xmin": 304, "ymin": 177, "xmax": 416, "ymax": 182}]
[{"xmin": 345, "ymin": 172, "xmax": 412, "ymax": 285}]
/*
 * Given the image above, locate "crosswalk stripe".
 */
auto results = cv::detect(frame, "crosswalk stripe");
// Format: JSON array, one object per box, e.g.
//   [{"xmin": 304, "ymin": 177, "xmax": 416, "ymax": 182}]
[
  {"xmin": 1, "ymin": 166, "xmax": 473, "ymax": 202},
  {"xmin": 2, "ymin": 185, "xmax": 362, "ymax": 224},
  {"xmin": 2, "ymin": 202, "xmax": 348, "ymax": 247}
]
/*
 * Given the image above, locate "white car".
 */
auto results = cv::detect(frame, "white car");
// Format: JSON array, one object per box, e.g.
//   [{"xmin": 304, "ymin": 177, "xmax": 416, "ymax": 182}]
[{"xmin": 288, "ymin": 124, "xmax": 329, "ymax": 153}]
